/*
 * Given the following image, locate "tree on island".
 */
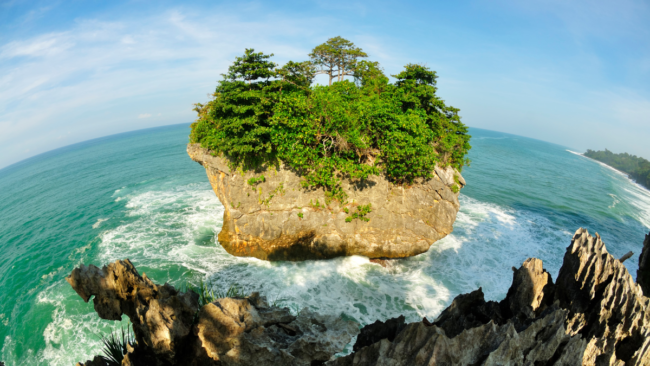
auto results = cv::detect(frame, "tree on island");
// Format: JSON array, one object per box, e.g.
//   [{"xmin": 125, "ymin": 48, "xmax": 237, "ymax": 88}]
[
  {"xmin": 224, "ymin": 48, "xmax": 277, "ymax": 85},
  {"xmin": 309, "ymin": 36, "xmax": 368, "ymax": 86},
  {"xmin": 190, "ymin": 37, "xmax": 471, "ymax": 203}
]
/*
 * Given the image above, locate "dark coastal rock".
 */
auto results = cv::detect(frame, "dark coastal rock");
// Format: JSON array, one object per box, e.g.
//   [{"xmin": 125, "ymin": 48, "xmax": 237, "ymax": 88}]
[
  {"xmin": 426, "ymin": 257, "xmax": 554, "ymax": 338},
  {"xmin": 326, "ymin": 228, "xmax": 650, "ymax": 365},
  {"xmin": 328, "ymin": 306, "xmax": 584, "ymax": 366},
  {"xmin": 368, "ymin": 258, "xmax": 394, "ymax": 268},
  {"xmin": 637, "ymin": 232, "xmax": 650, "ymax": 296},
  {"xmin": 75, "ymin": 356, "xmax": 107, "ymax": 366},
  {"xmin": 429, "ymin": 287, "xmax": 503, "ymax": 337},
  {"xmin": 353, "ymin": 315, "xmax": 406, "ymax": 352},
  {"xmin": 554, "ymin": 228, "xmax": 650, "ymax": 364},
  {"xmin": 69, "ymin": 260, "xmax": 359, "ymax": 366},
  {"xmin": 187, "ymin": 143, "xmax": 465, "ymax": 261}
]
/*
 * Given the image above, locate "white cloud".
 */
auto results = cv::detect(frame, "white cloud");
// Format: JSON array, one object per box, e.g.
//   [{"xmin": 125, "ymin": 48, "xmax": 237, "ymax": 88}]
[
  {"xmin": 121, "ymin": 35, "xmax": 135, "ymax": 44},
  {"xmin": 0, "ymin": 34, "xmax": 74, "ymax": 58},
  {"xmin": 0, "ymin": 6, "xmax": 350, "ymax": 168}
]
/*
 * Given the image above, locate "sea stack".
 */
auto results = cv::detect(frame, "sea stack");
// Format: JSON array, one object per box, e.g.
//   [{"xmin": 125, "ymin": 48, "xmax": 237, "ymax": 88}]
[{"xmin": 188, "ymin": 144, "xmax": 465, "ymax": 261}]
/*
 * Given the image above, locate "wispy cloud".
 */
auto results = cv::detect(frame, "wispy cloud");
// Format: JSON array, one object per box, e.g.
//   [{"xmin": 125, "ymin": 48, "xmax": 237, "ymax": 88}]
[
  {"xmin": 0, "ymin": 5, "xmax": 360, "ymax": 168},
  {"xmin": 0, "ymin": 1, "xmax": 648, "ymax": 169}
]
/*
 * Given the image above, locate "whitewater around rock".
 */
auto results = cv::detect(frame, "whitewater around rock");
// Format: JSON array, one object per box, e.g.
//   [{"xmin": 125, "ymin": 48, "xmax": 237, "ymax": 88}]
[
  {"xmin": 71, "ymin": 228, "xmax": 650, "ymax": 365},
  {"xmin": 332, "ymin": 228, "xmax": 650, "ymax": 365}
]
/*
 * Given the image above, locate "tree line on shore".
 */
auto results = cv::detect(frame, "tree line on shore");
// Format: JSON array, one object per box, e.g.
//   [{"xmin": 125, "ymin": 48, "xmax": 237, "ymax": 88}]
[{"xmin": 584, "ymin": 149, "xmax": 650, "ymax": 189}]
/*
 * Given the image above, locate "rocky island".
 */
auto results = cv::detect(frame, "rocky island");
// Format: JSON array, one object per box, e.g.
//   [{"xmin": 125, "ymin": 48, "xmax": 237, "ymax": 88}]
[
  {"xmin": 71, "ymin": 228, "xmax": 650, "ymax": 365},
  {"xmin": 67, "ymin": 38, "xmax": 650, "ymax": 366},
  {"xmin": 188, "ymin": 37, "xmax": 471, "ymax": 260}
]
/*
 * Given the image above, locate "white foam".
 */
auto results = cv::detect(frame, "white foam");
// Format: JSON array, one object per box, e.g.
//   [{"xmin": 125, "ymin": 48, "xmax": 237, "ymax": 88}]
[
  {"xmin": 97, "ymin": 183, "xmax": 224, "ymax": 266},
  {"xmin": 423, "ymin": 195, "xmax": 569, "ymax": 301},
  {"xmin": 621, "ymin": 185, "xmax": 650, "ymax": 229},
  {"xmin": 35, "ymin": 280, "xmax": 131, "ymax": 366},
  {"xmin": 98, "ymin": 187, "xmax": 570, "ymax": 323},
  {"xmin": 31, "ymin": 184, "xmax": 576, "ymax": 364},
  {"xmin": 92, "ymin": 218, "xmax": 108, "ymax": 229},
  {"xmin": 608, "ymin": 194, "xmax": 620, "ymax": 209},
  {"xmin": 568, "ymin": 149, "xmax": 650, "ymax": 229}
]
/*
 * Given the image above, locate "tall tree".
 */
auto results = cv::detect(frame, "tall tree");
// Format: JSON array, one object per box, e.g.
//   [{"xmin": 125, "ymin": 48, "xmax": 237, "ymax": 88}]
[
  {"xmin": 309, "ymin": 36, "xmax": 368, "ymax": 86},
  {"xmin": 224, "ymin": 48, "xmax": 276, "ymax": 85}
]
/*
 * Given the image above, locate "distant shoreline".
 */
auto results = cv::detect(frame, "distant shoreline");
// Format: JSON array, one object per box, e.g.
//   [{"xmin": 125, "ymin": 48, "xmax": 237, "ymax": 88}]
[{"xmin": 579, "ymin": 149, "xmax": 650, "ymax": 192}]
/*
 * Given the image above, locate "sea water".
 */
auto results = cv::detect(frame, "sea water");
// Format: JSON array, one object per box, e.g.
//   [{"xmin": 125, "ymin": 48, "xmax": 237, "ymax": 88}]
[{"xmin": 0, "ymin": 124, "xmax": 648, "ymax": 365}]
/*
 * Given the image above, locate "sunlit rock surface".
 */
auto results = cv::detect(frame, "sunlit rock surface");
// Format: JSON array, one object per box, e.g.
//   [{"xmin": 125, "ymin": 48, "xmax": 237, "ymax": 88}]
[{"xmin": 187, "ymin": 143, "xmax": 464, "ymax": 261}]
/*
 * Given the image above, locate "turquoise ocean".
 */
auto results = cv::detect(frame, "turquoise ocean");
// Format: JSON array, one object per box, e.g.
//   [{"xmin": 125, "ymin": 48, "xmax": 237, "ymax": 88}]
[{"xmin": 1, "ymin": 124, "xmax": 649, "ymax": 365}]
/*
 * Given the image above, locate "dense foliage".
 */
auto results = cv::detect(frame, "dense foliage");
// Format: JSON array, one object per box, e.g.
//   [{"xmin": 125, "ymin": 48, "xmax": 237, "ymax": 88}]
[
  {"xmin": 190, "ymin": 38, "xmax": 471, "ymax": 203},
  {"xmin": 584, "ymin": 149, "xmax": 650, "ymax": 189}
]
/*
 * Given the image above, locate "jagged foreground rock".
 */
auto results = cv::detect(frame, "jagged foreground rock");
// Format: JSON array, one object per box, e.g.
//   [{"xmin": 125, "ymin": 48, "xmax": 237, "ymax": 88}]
[
  {"xmin": 327, "ymin": 228, "xmax": 650, "ymax": 366},
  {"xmin": 638, "ymin": 232, "xmax": 650, "ymax": 297},
  {"xmin": 188, "ymin": 143, "xmax": 465, "ymax": 261},
  {"xmin": 68, "ymin": 259, "xmax": 358, "ymax": 366}
]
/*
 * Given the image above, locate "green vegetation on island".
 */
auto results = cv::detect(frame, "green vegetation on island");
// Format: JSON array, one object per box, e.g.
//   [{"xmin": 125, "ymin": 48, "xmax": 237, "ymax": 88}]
[
  {"xmin": 190, "ymin": 36, "xmax": 471, "ymax": 204},
  {"xmin": 584, "ymin": 149, "xmax": 650, "ymax": 189}
]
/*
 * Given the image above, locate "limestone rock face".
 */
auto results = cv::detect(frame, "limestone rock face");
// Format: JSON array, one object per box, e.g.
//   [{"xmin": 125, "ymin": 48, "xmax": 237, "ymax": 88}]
[
  {"xmin": 554, "ymin": 228, "xmax": 650, "ymax": 365},
  {"xmin": 194, "ymin": 294, "xmax": 358, "ymax": 365},
  {"xmin": 69, "ymin": 260, "xmax": 358, "ymax": 366},
  {"xmin": 67, "ymin": 259, "xmax": 199, "ymax": 363},
  {"xmin": 502, "ymin": 257, "xmax": 555, "ymax": 321},
  {"xmin": 187, "ymin": 143, "xmax": 464, "ymax": 261},
  {"xmin": 327, "ymin": 228, "xmax": 650, "ymax": 366}
]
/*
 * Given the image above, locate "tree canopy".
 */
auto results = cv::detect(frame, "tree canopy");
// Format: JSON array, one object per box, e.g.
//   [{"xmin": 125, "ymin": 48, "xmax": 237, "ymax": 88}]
[
  {"xmin": 309, "ymin": 36, "xmax": 367, "ymax": 86},
  {"xmin": 190, "ymin": 37, "xmax": 471, "ymax": 203}
]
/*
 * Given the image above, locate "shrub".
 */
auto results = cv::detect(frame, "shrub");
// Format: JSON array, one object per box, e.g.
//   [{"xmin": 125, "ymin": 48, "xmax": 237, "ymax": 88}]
[
  {"xmin": 247, "ymin": 175, "xmax": 266, "ymax": 188},
  {"xmin": 100, "ymin": 326, "xmax": 134, "ymax": 366},
  {"xmin": 184, "ymin": 280, "xmax": 245, "ymax": 308},
  {"xmin": 345, "ymin": 203, "xmax": 372, "ymax": 222}
]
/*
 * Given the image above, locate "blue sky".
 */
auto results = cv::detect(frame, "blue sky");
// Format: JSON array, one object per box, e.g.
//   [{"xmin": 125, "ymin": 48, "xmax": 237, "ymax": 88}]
[{"xmin": 1, "ymin": 0, "xmax": 649, "ymax": 169}]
